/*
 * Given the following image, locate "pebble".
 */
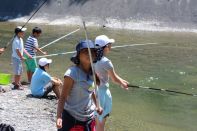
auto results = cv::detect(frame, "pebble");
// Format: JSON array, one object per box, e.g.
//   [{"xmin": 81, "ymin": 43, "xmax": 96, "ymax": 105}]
[{"xmin": 0, "ymin": 85, "xmax": 57, "ymax": 131}]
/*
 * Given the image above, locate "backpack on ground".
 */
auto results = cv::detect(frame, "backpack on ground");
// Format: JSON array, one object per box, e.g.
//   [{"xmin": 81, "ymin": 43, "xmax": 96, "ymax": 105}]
[{"xmin": 0, "ymin": 123, "xmax": 15, "ymax": 131}]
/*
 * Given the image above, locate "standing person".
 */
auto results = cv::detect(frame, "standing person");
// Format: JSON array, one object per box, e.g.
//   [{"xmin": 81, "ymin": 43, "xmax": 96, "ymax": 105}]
[
  {"xmin": 56, "ymin": 40, "xmax": 102, "ymax": 131},
  {"xmin": 12, "ymin": 26, "xmax": 32, "ymax": 90},
  {"xmin": 94, "ymin": 35, "xmax": 129, "ymax": 131},
  {"xmin": 30, "ymin": 58, "xmax": 62, "ymax": 99},
  {"xmin": 24, "ymin": 27, "xmax": 47, "ymax": 83}
]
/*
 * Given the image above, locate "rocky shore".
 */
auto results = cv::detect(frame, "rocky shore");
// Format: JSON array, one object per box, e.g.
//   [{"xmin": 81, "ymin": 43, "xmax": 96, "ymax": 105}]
[{"xmin": 0, "ymin": 84, "xmax": 57, "ymax": 131}]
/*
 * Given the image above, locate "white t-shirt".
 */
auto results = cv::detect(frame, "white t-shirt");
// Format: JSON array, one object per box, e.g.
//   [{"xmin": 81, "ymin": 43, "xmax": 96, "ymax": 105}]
[
  {"xmin": 12, "ymin": 36, "xmax": 24, "ymax": 59},
  {"xmin": 94, "ymin": 56, "xmax": 114, "ymax": 86}
]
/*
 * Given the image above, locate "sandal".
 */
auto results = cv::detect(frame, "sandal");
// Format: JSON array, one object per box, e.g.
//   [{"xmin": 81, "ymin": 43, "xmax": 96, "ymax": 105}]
[
  {"xmin": 21, "ymin": 81, "xmax": 30, "ymax": 85},
  {"xmin": 12, "ymin": 85, "xmax": 24, "ymax": 90}
]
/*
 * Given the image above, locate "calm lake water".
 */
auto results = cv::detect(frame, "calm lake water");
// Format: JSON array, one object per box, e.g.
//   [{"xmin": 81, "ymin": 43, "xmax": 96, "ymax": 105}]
[{"xmin": 0, "ymin": 22, "xmax": 197, "ymax": 131}]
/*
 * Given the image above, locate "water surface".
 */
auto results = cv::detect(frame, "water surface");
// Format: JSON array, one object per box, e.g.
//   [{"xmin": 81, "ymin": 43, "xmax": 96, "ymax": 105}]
[{"xmin": 0, "ymin": 22, "xmax": 197, "ymax": 131}]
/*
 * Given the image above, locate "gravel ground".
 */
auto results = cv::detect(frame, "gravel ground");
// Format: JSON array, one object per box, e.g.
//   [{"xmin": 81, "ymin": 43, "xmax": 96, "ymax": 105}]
[{"xmin": 0, "ymin": 85, "xmax": 58, "ymax": 131}]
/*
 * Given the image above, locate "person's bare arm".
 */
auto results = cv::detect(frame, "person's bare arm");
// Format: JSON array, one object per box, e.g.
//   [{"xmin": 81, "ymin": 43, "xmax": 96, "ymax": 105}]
[
  {"xmin": 92, "ymin": 91, "xmax": 103, "ymax": 115},
  {"xmin": 108, "ymin": 69, "xmax": 129, "ymax": 89},
  {"xmin": 51, "ymin": 77, "xmax": 62, "ymax": 86},
  {"xmin": 16, "ymin": 49, "xmax": 25, "ymax": 60},
  {"xmin": 23, "ymin": 49, "xmax": 32, "ymax": 59},
  {"xmin": 35, "ymin": 47, "xmax": 47, "ymax": 55},
  {"xmin": 0, "ymin": 48, "xmax": 4, "ymax": 54},
  {"xmin": 56, "ymin": 76, "xmax": 73, "ymax": 129}
]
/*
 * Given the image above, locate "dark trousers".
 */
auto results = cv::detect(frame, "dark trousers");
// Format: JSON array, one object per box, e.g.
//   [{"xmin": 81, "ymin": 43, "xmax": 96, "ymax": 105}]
[{"xmin": 58, "ymin": 110, "xmax": 95, "ymax": 131}]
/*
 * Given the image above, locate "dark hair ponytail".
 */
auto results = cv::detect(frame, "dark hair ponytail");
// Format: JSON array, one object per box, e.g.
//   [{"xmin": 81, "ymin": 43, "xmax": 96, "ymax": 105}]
[
  {"xmin": 70, "ymin": 53, "xmax": 80, "ymax": 65},
  {"xmin": 39, "ymin": 65, "xmax": 46, "ymax": 71},
  {"xmin": 96, "ymin": 46, "xmax": 105, "ymax": 61}
]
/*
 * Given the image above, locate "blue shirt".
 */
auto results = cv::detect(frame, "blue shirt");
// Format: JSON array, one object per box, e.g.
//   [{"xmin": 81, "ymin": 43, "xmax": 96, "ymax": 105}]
[{"xmin": 31, "ymin": 68, "xmax": 52, "ymax": 96}]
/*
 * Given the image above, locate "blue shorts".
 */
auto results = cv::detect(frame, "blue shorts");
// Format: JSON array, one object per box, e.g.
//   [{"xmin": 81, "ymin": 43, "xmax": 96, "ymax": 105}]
[
  {"xmin": 96, "ymin": 83, "xmax": 112, "ymax": 122},
  {"xmin": 12, "ymin": 57, "xmax": 23, "ymax": 75}
]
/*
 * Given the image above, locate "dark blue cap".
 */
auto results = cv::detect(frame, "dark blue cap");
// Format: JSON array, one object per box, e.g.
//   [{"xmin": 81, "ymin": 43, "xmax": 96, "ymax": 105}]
[
  {"xmin": 71, "ymin": 40, "xmax": 96, "ymax": 64},
  {"xmin": 76, "ymin": 40, "xmax": 95, "ymax": 52}
]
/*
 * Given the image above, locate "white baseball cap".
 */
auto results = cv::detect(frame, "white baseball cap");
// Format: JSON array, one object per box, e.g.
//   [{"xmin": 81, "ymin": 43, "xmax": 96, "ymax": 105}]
[
  {"xmin": 95, "ymin": 35, "xmax": 115, "ymax": 47},
  {"xmin": 15, "ymin": 26, "xmax": 27, "ymax": 34},
  {"xmin": 38, "ymin": 58, "xmax": 52, "ymax": 66}
]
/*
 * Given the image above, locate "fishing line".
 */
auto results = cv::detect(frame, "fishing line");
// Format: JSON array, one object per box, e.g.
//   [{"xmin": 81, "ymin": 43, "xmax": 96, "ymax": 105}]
[
  {"xmin": 3, "ymin": 0, "xmax": 48, "ymax": 49},
  {"xmin": 28, "ymin": 28, "xmax": 80, "ymax": 59},
  {"xmin": 111, "ymin": 43, "xmax": 160, "ymax": 49},
  {"xmin": 35, "ymin": 51, "xmax": 76, "ymax": 58},
  {"xmin": 40, "ymin": 28, "xmax": 80, "ymax": 49},
  {"xmin": 21, "ymin": 0, "xmax": 48, "ymax": 30},
  {"xmin": 128, "ymin": 84, "xmax": 197, "ymax": 97},
  {"xmin": 36, "ymin": 40, "xmax": 197, "ymax": 97},
  {"xmin": 36, "ymin": 43, "xmax": 160, "ymax": 58}
]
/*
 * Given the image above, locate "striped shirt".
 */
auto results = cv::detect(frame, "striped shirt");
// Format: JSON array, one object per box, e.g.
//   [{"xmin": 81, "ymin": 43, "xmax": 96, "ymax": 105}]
[{"xmin": 25, "ymin": 36, "xmax": 38, "ymax": 56}]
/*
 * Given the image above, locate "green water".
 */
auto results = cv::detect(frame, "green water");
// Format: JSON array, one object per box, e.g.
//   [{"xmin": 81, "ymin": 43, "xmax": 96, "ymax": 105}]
[{"xmin": 0, "ymin": 22, "xmax": 197, "ymax": 131}]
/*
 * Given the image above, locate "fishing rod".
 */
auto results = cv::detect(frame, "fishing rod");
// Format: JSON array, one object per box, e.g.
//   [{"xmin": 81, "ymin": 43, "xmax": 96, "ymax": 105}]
[
  {"xmin": 3, "ymin": 0, "xmax": 48, "ymax": 49},
  {"xmin": 128, "ymin": 84, "xmax": 197, "ymax": 97},
  {"xmin": 82, "ymin": 21, "xmax": 100, "ymax": 106},
  {"xmin": 35, "ymin": 43, "xmax": 159, "ymax": 58},
  {"xmin": 40, "ymin": 28, "xmax": 80, "ymax": 49},
  {"xmin": 111, "ymin": 43, "xmax": 160, "ymax": 49},
  {"xmin": 35, "ymin": 51, "xmax": 75, "ymax": 58}
]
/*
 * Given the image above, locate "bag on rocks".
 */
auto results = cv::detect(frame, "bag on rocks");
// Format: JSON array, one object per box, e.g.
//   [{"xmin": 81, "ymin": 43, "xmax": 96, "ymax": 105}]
[{"xmin": 0, "ymin": 123, "xmax": 15, "ymax": 131}]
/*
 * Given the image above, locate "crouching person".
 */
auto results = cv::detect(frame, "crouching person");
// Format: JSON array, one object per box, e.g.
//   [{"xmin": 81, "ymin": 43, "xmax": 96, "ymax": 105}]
[{"xmin": 30, "ymin": 58, "xmax": 62, "ymax": 99}]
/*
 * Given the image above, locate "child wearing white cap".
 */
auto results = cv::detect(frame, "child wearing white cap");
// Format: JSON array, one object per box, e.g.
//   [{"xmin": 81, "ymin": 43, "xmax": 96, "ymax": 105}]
[
  {"xmin": 12, "ymin": 26, "xmax": 32, "ymax": 90},
  {"xmin": 30, "ymin": 58, "xmax": 62, "ymax": 99},
  {"xmin": 94, "ymin": 35, "xmax": 129, "ymax": 131}
]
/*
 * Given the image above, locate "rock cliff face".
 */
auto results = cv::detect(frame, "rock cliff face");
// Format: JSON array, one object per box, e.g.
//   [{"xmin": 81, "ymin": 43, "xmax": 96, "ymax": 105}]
[{"xmin": 1, "ymin": 0, "xmax": 197, "ymax": 28}]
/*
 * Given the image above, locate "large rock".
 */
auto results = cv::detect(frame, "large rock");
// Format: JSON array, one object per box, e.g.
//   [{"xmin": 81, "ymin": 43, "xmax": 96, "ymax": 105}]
[{"xmin": 1, "ymin": 0, "xmax": 197, "ymax": 27}]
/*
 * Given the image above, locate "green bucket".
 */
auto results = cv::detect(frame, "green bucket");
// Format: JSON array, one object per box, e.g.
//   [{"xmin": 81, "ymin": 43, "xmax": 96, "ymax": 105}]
[{"xmin": 0, "ymin": 73, "xmax": 11, "ymax": 85}]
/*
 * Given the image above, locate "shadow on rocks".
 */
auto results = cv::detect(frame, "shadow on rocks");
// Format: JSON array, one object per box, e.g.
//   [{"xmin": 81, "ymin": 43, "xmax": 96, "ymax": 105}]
[{"xmin": 26, "ymin": 94, "xmax": 57, "ymax": 100}]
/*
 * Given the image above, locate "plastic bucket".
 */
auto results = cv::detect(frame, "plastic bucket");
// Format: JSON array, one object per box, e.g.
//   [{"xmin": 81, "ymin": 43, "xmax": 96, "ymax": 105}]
[{"xmin": 0, "ymin": 73, "xmax": 11, "ymax": 85}]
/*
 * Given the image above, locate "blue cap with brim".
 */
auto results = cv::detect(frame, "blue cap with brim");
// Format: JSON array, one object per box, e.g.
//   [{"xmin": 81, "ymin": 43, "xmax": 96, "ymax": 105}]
[
  {"xmin": 76, "ymin": 40, "xmax": 95, "ymax": 52},
  {"xmin": 71, "ymin": 40, "xmax": 95, "ymax": 64}
]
